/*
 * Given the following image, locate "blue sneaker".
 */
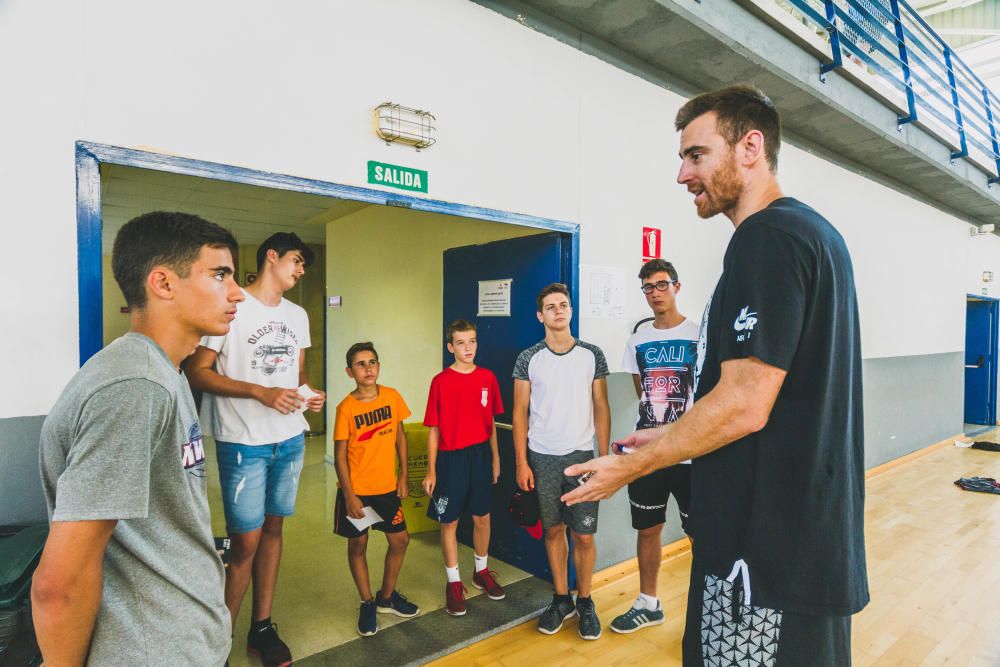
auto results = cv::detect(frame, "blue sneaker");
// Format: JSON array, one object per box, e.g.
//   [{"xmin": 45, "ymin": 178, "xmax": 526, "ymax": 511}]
[
  {"xmin": 610, "ymin": 597, "xmax": 665, "ymax": 634},
  {"xmin": 376, "ymin": 590, "xmax": 420, "ymax": 618},
  {"xmin": 357, "ymin": 599, "xmax": 377, "ymax": 637},
  {"xmin": 576, "ymin": 596, "xmax": 602, "ymax": 640}
]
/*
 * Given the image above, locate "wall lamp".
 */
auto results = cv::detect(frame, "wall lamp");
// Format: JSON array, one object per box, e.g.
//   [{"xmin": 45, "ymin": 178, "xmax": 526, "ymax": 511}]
[{"xmin": 373, "ymin": 103, "xmax": 436, "ymax": 150}]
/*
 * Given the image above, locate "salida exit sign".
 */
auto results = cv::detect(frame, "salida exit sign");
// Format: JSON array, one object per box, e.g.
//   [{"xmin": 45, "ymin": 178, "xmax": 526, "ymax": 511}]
[{"xmin": 368, "ymin": 160, "xmax": 428, "ymax": 193}]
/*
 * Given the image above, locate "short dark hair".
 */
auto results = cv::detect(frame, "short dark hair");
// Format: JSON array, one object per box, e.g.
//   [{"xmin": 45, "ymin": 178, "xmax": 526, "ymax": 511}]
[
  {"xmin": 346, "ymin": 341, "xmax": 378, "ymax": 367},
  {"xmin": 674, "ymin": 85, "xmax": 781, "ymax": 171},
  {"xmin": 256, "ymin": 232, "xmax": 314, "ymax": 271},
  {"xmin": 446, "ymin": 319, "xmax": 477, "ymax": 343},
  {"xmin": 536, "ymin": 283, "xmax": 570, "ymax": 312},
  {"xmin": 111, "ymin": 211, "xmax": 238, "ymax": 310},
  {"xmin": 638, "ymin": 259, "xmax": 678, "ymax": 282}
]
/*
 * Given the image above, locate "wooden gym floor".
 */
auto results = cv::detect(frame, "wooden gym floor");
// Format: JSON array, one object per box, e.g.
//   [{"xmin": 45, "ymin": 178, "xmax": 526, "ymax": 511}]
[{"xmin": 430, "ymin": 429, "xmax": 1000, "ymax": 666}]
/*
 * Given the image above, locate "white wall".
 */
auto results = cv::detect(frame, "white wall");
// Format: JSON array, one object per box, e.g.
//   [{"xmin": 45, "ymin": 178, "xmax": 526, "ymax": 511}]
[
  {"xmin": 967, "ymin": 232, "xmax": 1000, "ymax": 300},
  {"xmin": 0, "ymin": 0, "xmax": 986, "ymax": 419}
]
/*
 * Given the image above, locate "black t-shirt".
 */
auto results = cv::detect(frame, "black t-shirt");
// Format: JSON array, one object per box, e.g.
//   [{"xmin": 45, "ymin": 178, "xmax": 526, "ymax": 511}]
[{"xmin": 691, "ymin": 197, "xmax": 869, "ymax": 616}]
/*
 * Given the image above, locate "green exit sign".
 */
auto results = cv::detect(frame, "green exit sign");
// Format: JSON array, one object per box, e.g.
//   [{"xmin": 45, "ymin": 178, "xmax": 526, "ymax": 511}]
[{"xmin": 367, "ymin": 160, "xmax": 427, "ymax": 193}]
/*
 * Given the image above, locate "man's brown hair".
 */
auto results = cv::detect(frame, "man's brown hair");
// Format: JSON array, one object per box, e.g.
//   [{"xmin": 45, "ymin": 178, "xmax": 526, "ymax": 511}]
[
  {"xmin": 674, "ymin": 85, "xmax": 781, "ymax": 171},
  {"xmin": 536, "ymin": 283, "xmax": 570, "ymax": 312}
]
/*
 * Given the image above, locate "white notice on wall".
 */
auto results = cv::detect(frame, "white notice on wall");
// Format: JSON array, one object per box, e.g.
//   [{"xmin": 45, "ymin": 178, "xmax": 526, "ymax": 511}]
[
  {"xmin": 581, "ymin": 264, "xmax": 627, "ymax": 319},
  {"xmin": 478, "ymin": 279, "xmax": 512, "ymax": 317}
]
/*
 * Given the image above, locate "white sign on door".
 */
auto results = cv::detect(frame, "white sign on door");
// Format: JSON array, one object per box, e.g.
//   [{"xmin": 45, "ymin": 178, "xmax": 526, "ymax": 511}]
[{"xmin": 478, "ymin": 279, "xmax": 512, "ymax": 317}]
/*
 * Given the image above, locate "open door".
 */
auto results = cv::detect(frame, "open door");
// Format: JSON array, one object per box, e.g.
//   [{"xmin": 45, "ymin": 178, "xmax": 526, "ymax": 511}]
[
  {"xmin": 965, "ymin": 298, "xmax": 998, "ymax": 426},
  {"xmin": 442, "ymin": 232, "xmax": 574, "ymax": 581}
]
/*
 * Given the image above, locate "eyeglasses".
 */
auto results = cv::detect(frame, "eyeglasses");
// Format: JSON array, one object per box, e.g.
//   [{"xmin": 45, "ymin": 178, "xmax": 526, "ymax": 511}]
[{"xmin": 640, "ymin": 280, "xmax": 676, "ymax": 294}]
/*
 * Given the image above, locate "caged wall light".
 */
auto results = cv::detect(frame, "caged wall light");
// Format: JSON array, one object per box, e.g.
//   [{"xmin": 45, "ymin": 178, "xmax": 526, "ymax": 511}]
[{"xmin": 373, "ymin": 103, "xmax": 436, "ymax": 150}]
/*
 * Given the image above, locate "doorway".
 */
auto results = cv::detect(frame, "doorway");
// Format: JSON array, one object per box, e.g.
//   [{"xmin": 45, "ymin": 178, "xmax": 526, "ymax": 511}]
[
  {"xmin": 77, "ymin": 142, "xmax": 579, "ymax": 664},
  {"xmin": 965, "ymin": 296, "xmax": 999, "ymax": 434}
]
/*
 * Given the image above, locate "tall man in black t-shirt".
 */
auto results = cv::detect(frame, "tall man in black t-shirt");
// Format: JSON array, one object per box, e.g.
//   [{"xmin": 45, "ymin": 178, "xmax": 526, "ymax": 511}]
[{"xmin": 562, "ymin": 85, "xmax": 868, "ymax": 665}]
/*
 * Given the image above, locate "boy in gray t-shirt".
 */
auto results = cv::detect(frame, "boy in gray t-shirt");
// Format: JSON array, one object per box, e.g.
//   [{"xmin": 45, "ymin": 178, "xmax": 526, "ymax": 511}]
[{"xmin": 33, "ymin": 212, "xmax": 240, "ymax": 666}]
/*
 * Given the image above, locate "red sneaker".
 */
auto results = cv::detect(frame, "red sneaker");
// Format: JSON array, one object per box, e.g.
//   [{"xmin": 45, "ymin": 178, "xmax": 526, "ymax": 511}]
[
  {"xmin": 472, "ymin": 569, "xmax": 506, "ymax": 600},
  {"xmin": 446, "ymin": 581, "xmax": 467, "ymax": 616}
]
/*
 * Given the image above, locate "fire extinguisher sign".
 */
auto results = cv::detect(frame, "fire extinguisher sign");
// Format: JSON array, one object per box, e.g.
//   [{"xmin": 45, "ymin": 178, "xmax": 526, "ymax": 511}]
[{"xmin": 642, "ymin": 227, "xmax": 661, "ymax": 263}]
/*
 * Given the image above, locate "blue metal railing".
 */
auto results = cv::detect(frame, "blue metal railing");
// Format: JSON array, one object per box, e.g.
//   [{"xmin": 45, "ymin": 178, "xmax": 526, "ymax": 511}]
[{"xmin": 781, "ymin": 0, "xmax": 1000, "ymax": 184}]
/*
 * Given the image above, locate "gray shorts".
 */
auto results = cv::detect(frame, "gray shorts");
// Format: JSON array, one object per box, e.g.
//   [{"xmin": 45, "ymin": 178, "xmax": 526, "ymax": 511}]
[{"xmin": 528, "ymin": 449, "xmax": 599, "ymax": 534}]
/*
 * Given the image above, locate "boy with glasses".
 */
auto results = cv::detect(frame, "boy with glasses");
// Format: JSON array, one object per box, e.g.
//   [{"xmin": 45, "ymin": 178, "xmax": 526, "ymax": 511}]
[{"xmin": 610, "ymin": 259, "xmax": 699, "ymax": 634}]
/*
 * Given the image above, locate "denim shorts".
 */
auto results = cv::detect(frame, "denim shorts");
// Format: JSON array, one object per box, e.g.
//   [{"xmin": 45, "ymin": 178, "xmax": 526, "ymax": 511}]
[{"xmin": 216, "ymin": 432, "xmax": 305, "ymax": 534}]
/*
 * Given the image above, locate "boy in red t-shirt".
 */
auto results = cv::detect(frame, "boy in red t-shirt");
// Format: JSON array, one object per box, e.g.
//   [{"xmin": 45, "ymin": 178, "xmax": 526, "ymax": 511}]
[{"xmin": 422, "ymin": 319, "xmax": 505, "ymax": 616}]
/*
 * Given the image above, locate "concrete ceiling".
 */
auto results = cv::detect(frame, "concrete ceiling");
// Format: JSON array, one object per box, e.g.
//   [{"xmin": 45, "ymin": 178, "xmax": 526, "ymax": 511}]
[
  {"xmin": 101, "ymin": 164, "xmax": 370, "ymax": 253},
  {"xmin": 477, "ymin": 0, "xmax": 1000, "ymax": 227}
]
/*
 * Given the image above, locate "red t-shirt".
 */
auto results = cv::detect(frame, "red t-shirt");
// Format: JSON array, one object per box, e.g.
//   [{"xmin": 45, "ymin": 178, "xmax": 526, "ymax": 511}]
[{"xmin": 423, "ymin": 366, "xmax": 504, "ymax": 451}]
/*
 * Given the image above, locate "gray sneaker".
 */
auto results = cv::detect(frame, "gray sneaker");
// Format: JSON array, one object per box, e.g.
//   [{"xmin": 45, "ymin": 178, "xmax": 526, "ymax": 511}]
[
  {"xmin": 537, "ymin": 596, "xmax": 576, "ymax": 634},
  {"xmin": 610, "ymin": 599, "xmax": 665, "ymax": 634},
  {"xmin": 576, "ymin": 596, "xmax": 601, "ymax": 640}
]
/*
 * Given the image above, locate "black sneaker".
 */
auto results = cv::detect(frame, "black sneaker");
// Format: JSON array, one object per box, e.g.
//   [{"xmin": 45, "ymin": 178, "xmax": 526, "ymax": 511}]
[
  {"xmin": 576, "ymin": 596, "xmax": 602, "ymax": 640},
  {"xmin": 537, "ymin": 595, "xmax": 576, "ymax": 634},
  {"xmin": 358, "ymin": 599, "xmax": 377, "ymax": 637},
  {"xmin": 246, "ymin": 621, "xmax": 292, "ymax": 667},
  {"xmin": 376, "ymin": 590, "xmax": 420, "ymax": 617}
]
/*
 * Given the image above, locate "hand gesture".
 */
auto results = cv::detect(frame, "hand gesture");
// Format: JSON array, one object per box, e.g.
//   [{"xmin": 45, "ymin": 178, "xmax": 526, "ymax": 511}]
[
  {"xmin": 611, "ymin": 427, "xmax": 661, "ymax": 454},
  {"xmin": 560, "ymin": 454, "xmax": 632, "ymax": 506},
  {"xmin": 397, "ymin": 476, "xmax": 409, "ymax": 499}
]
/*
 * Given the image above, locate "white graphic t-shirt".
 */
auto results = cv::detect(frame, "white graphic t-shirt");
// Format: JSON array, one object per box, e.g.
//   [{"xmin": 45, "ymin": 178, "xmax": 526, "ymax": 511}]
[
  {"xmin": 201, "ymin": 289, "xmax": 311, "ymax": 445},
  {"xmin": 622, "ymin": 318, "xmax": 700, "ymax": 464}
]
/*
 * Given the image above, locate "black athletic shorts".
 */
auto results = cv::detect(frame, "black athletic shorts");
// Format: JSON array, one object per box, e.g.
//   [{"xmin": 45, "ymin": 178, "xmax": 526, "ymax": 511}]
[
  {"xmin": 427, "ymin": 442, "xmax": 493, "ymax": 523},
  {"xmin": 334, "ymin": 489, "xmax": 407, "ymax": 538},
  {"xmin": 627, "ymin": 463, "xmax": 690, "ymax": 531},
  {"xmin": 682, "ymin": 549, "xmax": 852, "ymax": 666}
]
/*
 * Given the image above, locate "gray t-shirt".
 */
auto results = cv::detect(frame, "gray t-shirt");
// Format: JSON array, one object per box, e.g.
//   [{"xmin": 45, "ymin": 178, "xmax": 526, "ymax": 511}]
[{"xmin": 39, "ymin": 333, "xmax": 230, "ymax": 666}]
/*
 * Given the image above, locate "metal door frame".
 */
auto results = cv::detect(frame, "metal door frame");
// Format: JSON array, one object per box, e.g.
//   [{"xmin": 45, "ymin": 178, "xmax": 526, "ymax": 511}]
[{"xmin": 76, "ymin": 140, "xmax": 580, "ymax": 364}]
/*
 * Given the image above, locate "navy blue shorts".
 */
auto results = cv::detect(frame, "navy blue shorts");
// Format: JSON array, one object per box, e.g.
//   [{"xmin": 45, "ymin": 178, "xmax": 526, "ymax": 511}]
[{"xmin": 427, "ymin": 442, "xmax": 493, "ymax": 523}]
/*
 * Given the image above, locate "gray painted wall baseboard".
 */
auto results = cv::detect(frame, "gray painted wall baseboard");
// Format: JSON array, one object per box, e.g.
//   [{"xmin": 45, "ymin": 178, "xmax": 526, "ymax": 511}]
[
  {"xmin": 861, "ymin": 352, "xmax": 964, "ymax": 469},
  {"xmin": 0, "ymin": 415, "xmax": 48, "ymax": 525}
]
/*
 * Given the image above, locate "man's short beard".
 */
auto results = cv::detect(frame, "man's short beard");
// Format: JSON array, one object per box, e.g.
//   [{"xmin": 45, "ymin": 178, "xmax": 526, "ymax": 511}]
[{"xmin": 697, "ymin": 151, "xmax": 743, "ymax": 219}]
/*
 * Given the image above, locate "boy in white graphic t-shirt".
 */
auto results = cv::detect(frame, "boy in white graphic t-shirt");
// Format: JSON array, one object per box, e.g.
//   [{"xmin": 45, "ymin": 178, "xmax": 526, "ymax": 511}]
[
  {"xmin": 185, "ymin": 232, "xmax": 325, "ymax": 667},
  {"xmin": 610, "ymin": 259, "xmax": 699, "ymax": 635}
]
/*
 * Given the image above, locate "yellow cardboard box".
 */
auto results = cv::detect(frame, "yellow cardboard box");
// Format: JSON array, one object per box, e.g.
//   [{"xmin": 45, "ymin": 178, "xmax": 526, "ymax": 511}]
[{"xmin": 401, "ymin": 423, "xmax": 438, "ymax": 534}]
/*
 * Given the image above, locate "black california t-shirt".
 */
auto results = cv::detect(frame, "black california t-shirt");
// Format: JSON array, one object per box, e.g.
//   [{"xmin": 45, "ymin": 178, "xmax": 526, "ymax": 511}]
[{"xmin": 691, "ymin": 197, "xmax": 869, "ymax": 616}]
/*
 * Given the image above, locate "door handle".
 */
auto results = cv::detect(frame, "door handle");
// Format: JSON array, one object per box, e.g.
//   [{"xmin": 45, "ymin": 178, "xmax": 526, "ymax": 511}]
[
  {"xmin": 966, "ymin": 355, "xmax": 985, "ymax": 369},
  {"xmin": 495, "ymin": 422, "xmax": 513, "ymax": 431}
]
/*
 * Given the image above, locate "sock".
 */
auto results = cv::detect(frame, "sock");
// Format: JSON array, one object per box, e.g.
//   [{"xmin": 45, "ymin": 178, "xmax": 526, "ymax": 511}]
[
  {"xmin": 474, "ymin": 553, "xmax": 488, "ymax": 572},
  {"xmin": 250, "ymin": 617, "xmax": 271, "ymax": 632},
  {"xmin": 446, "ymin": 565, "xmax": 461, "ymax": 583},
  {"xmin": 639, "ymin": 593, "xmax": 660, "ymax": 610}
]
